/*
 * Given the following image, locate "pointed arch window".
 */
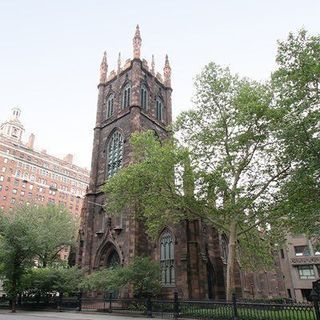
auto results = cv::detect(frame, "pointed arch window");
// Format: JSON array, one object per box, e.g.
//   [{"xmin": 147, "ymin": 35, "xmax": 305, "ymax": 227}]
[
  {"xmin": 107, "ymin": 131, "xmax": 124, "ymax": 178},
  {"xmin": 160, "ymin": 230, "xmax": 175, "ymax": 285},
  {"xmin": 107, "ymin": 94, "xmax": 114, "ymax": 118},
  {"xmin": 156, "ymin": 98, "xmax": 164, "ymax": 122},
  {"xmin": 121, "ymin": 83, "xmax": 131, "ymax": 108},
  {"xmin": 140, "ymin": 84, "xmax": 148, "ymax": 110}
]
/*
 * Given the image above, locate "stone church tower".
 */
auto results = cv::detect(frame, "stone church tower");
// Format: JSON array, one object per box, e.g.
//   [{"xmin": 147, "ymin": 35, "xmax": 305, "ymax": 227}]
[{"xmin": 77, "ymin": 26, "xmax": 229, "ymax": 299}]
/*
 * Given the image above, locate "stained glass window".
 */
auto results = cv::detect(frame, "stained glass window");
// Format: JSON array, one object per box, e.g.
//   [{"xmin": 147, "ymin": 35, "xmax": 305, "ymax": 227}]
[
  {"xmin": 107, "ymin": 131, "xmax": 124, "ymax": 178},
  {"xmin": 160, "ymin": 230, "xmax": 175, "ymax": 285}
]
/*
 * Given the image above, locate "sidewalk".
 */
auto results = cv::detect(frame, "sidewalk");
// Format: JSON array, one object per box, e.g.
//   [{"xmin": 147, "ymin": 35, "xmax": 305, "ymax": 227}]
[{"xmin": 0, "ymin": 310, "xmax": 148, "ymax": 320}]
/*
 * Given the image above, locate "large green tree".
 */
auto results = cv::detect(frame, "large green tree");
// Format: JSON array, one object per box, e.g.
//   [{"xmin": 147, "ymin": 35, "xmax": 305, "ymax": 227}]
[
  {"xmin": 175, "ymin": 64, "xmax": 291, "ymax": 300},
  {"xmin": 103, "ymin": 63, "xmax": 290, "ymax": 299},
  {"xmin": 0, "ymin": 207, "xmax": 38, "ymax": 312},
  {"xmin": 272, "ymin": 29, "xmax": 320, "ymax": 238},
  {"xmin": 27, "ymin": 205, "xmax": 78, "ymax": 267},
  {"xmin": 0, "ymin": 205, "xmax": 78, "ymax": 310}
]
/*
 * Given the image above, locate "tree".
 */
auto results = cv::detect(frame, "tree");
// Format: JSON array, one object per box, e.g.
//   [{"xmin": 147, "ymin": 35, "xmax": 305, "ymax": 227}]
[
  {"xmin": 103, "ymin": 64, "xmax": 291, "ymax": 300},
  {"xmin": 26, "ymin": 205, "xmax": 78, "ymax": 267},
  {"xmin": 82, "ymin": 257, "xmax": 161, "ymax": 298},
  {"xmin": 0, "ymin": 205, "xmax": 78, "ymax": 311},
  {"xmin": 175, "ymin": 63, "xmax": 293, "ymax": 300},
  {"xmin": 21, "ymin": 267, "xmax": 83, "ymax": 298},
  {"xmin": 272, "ymin": 29, "xmax": 320, "ymax": 238},
  {"xmin": 0, "ymin": 207, "xmax": 38, "ymax": 312}
]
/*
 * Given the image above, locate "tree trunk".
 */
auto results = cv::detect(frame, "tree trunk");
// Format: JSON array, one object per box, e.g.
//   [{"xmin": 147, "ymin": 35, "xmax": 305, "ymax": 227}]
[{"xmin": 226, "ymin": 220, "xmax": 237, "ymax": 301}]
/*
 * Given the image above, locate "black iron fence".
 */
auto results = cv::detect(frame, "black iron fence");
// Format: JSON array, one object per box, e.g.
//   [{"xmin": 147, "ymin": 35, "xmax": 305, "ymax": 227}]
[{"xmin": 0, "ymin": 293, "xmax": 318, "ymax": 320}]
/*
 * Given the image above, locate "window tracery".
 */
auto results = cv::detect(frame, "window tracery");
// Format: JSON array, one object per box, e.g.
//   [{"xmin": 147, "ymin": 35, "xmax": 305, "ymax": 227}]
[
  {"xmin": 160, "ymin": 230, "xmax": 175, "ymax": 285},
  {"xmin": 107, "ymin": 131, "xmax": 124, "ymax": 178}
]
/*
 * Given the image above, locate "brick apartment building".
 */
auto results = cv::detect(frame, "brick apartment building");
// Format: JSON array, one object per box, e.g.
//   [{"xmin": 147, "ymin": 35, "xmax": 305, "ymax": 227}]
[
  {"xmin": 0, "ymin": 107, "xmax": 89, "ymax": 216},
  {"xmin": 279, "ymin": 234, "xmax": 320, "ymax": 302},
  {"xmin": 0, "ymin": 107, "xmax": 89, "ymax": 215}
]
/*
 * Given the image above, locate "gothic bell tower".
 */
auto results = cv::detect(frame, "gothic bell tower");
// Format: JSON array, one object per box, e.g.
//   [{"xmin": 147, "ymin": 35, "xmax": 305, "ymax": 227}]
[{"xmin": 77, "ymin": 26, "xmax": 172, "ymax": 273}]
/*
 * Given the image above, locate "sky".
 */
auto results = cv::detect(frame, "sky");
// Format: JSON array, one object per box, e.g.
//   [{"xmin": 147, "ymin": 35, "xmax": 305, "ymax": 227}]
[{"xmin": 0, "ymin": 0, "xmax": 320, "ymax": 169}]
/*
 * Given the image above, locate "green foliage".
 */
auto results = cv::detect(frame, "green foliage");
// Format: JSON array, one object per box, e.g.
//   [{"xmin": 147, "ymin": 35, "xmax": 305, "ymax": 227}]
[
  {"xmin": 0, "ymin": 205, "xmax": 78, "ymax": 301},
  {"xmin": 103, "ymin": 131, "xmax": 190, "ymax": 237},
  {"xmin": 272, "ymin": 29, "xmax": 320, "ymax": 238},
  {"xmin": 21, "ymin": 267, "xmax": 83, "ymax": 296},
  {"xmin": 26, "ymin": 205, "xmax": 78, "ymax": 267},
  {"xmin": 0, "ymin": 207, "xmax": 39, "ymax": 299},
  {"xmin": 83, "ymin": 257, "xmax": 161, "ymax": 297}
]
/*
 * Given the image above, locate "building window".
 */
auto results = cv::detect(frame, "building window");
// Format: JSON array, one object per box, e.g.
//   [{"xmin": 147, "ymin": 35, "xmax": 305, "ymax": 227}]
[
  {"xmin": 298, "ymin": 265, "xmax": 315, "ymax": 280},
  {"xmin": 12, "ymin": 189, "xmax": 17, "ymax": 194},
  {"xmin": 121, "ymin": 83, "xmax": 131, "ymax": 108},
  {"xmin": 107, "ymin": 94, "xmax": 114, "ymax": 118},
  {"xmin": 160, "ymin": 230, "xmax": 175, "ymax": 285},
  {"xmin": 156, "ymin": 98, "xmax": 164, "ymax": 122},
  {"xmin": 4, "ymin": 158, "xmax": 8, "ymax": 163},
  {"xmin": 294, "ymin": 245, "xmax": 310, "ymax": 256},
  {"xmin": 107, "ymin": 131, "xmax": 124, "ymax": 178},
  {"xmin": 140, "ymin": 84, "xmax": 148, "ymax": 110},
  {"xmin": 0, "ymin": 176, "xmax": 3, "ymax": 182},
  {"xmin": 1, "ymin": 167, "xmax": 6, "ymax": 173},
  {"xmin": 280, "ymin": 249, "xmax": 285, "ymax": 259}
]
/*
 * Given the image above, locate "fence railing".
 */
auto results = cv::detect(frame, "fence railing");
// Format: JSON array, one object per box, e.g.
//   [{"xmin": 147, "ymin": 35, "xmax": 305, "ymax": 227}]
[{"xmin": 0, "ymin": 293, "xmax": 318, "ymax": 320}]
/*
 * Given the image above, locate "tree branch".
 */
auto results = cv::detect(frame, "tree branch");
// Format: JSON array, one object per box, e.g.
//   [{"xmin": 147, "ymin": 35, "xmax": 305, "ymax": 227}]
[{"xmin": 249, "ymin": 166, "xmax": 291, "ymax": 204}]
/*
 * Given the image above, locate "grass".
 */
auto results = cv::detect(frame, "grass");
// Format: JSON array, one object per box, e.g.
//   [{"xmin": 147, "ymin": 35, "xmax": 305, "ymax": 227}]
[{"xmin": 181, "ymin": 305, "xmax": 316, "ymax": 320}]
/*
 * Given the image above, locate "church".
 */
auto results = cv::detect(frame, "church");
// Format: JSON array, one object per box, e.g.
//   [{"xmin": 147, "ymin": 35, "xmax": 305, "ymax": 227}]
[{"xmin": 77, "ymin": 26, "xmax": 285, "ymax": 300}]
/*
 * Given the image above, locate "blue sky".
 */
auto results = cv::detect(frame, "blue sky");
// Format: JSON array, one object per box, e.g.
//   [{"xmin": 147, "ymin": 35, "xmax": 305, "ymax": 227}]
[{"xmin": 0, "ymin": 0, "xmax": 320, "ymax": 168}]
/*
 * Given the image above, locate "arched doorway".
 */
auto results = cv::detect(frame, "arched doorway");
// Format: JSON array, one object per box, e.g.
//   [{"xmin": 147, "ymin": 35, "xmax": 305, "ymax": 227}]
[
  {"xmin": 106, "ymin": 249, "xmax": 120, "ymax": 268},
  {"xmin": 97, "ymin": 243, "xmax": 121, "ymax": 298},
  {"xmin": 96, "ymin": 241, "xmax": 121, "ymax": 269}
]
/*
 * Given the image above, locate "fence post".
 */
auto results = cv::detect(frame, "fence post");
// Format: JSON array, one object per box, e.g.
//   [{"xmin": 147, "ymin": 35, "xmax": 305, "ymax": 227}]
[
  {"xmin": 311, "ymin": 289, "xmax": 320, "ymax": 320},
  {"xmin": 174, "ymin": 290, "xmax": 179, "ymax": 319},
  {"xmin": 77, "ymin": 291, "xmax": 83, "ymax": 312},
  {"xmin": 103, "ymin": 292, "xmax": 107, "ymax": 311},
  {"xmin": 146, "ymin": 295, "xmax": 153, "ymax": 318},
  {"xmin": 108, "ymin": 292, "xmax": 113, "ymax": 313},
  {"xmin": 57, "ymin": 292, "xmax": 63, "ymax": 312},
  {"xmin": 232, "ymin": 293, "xmax": 238, "ymax": 320}
]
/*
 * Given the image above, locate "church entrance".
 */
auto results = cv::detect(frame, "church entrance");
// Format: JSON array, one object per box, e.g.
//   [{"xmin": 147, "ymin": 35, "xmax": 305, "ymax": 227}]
[{"xmin": 106, "ymin": 248, "xmax": 120, "ymax": 267}]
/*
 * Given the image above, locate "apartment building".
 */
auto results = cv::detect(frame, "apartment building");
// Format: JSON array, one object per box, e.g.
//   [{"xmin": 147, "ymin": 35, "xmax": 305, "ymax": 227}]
[
  {"xmin": 0, "ymin": 107, "xmax": 89, "ymax": 278},
  {"xmin": 279, "ymin": 234, "xmax": 320, "ymax": 302}
]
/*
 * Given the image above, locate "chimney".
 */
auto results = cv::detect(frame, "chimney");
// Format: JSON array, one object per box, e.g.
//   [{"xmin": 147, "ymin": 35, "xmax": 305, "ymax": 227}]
[
  {"xmin": 63, "ymin": 154, "xmax": 73, "ymax": 164},
  {"xmin": 27, "ymin": 133, "xmax": 35, "ymax": 149}
]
